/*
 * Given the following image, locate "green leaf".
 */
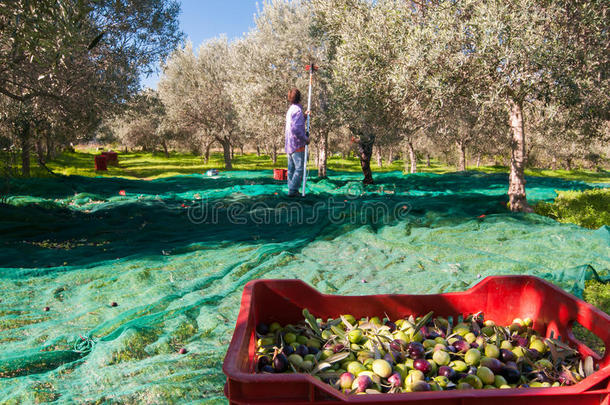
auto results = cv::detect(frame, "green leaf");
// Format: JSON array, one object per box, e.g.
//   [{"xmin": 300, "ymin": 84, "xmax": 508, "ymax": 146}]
[
  {"xmin": 303, "ymin": 309, "xmax": 322, "ymax": 337},
  {"xmin": 412, "ymin": 311, "xmax": 434, "ymax": 334}
]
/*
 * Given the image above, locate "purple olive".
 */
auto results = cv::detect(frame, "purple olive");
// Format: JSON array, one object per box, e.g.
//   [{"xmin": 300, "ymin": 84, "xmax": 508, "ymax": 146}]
[
  {"xmin": 500, "ymin": 365, "xmax": 521, "ymax": 384},
  {"xmin": 256, "ymin": 323, "xmax": 270, "ymax": 335},
  {"xmin": 273, "ymin": 354, "xmax": 289, "ymax": 372},
  {"xmin": 308, "ymin": 346, "xmax": 319, "ymax": 355},
  {"xmin": 438, "ymin": 366, "xmax": 457, "ymax": 380},
  {"xmin": 505, "ymin": 361, "xmax": 518, "ymax": 370},
  {"xmin": 390, "ymin": 339, "xmax": 407, "ymax": 352},
  {"xmin": 413, "ymin": 358, "xmax": 432, "ymax": 374},
  {"xmin": 500, "ymin": 349, "xmax": 516, "ymax": 363},
  {"xmin": 529, "ymin": 371, "xmax": 550, "ymax": 383},
  {"xmin": 334, "ymin": 344, "xmax": 345, "ymax": 353},
  {"xmin": 388, "ymin": 372, "xmax": 402, "ymax": 387},
  {"xmin": 385, "ymin": 320, "xmax": 397, "ymax": 332},
  {"xmin": 354, "ymin": 375, "xmax": 372, "ymax": 393},
  {"xmin": 453, "ymin": 340, "xmax": 470, "ymax": 353},
  {"xmin": 412, "ymin": 381, "xmax": 431, "ymax": 391},
  {"xmin": 512, "ymin": 336, "xmax": 528, "ymax": 347},
  {"xmin": 467, "ymin": 366, "xmax": 477, "ymax": 375},
  {"xmin": 296, "ymin": 344, "xmax": 309, "ymax": 357},
  {"xmin": 282, "ymin": 345, "xmax": 294, "ymax": 356},
  {"xmin": 258, "ymin": 355, "xmax": 271, "ymax": 370},
  {"xmin": 527, "ymin": 348, "xmax": 540, "ymax": 360},
  {"xmin": 408, "ymin": 342, "xmax": 426, "ymax": 359},
  {"xmin": 427, "ymin": 331, "xmax": 441, "ymax": 339},
  {"xmin": 470, "ymin": 342, "xmax": 479, "ymax": 349},
  {"xmin": 480, "ymin": 357, "xmax": 503, "ymax": 374},
  {"xmin": 446, "ymin": 345, "xmax": 457, "ymax": 353},
  {"xmin": 261, "ymin": 365, "xmax": 275, "ymax": 373},
  {"xmin": 383, "ymin": 352, "xmax": 396, "ymax": 365},
  {"xmin": 521, "ymin": 362, "xmax": 533, "ymax": 375}
]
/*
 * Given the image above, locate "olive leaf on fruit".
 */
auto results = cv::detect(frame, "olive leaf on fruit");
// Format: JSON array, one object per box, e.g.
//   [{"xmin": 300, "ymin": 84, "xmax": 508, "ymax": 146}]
[
  {"xmin": 412, "ymin": 311, "xmax": 434, "ymax": 334},
  {"xmin": 340, "ymin": 315, "xmax": 354, "ymax": 330},
  {"xmin": 303, "ymin": 309, "xmax": 322, "ymax": 337},
  {"xmin": 331, "ymin": 325, "xmax": 346, "ymax": 338}
]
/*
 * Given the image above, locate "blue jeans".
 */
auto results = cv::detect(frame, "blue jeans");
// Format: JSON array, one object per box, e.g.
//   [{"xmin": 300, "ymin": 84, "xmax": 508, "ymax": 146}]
[{"xmin": 287, "ymin": 151, "xmax": 305, "ymax": 195}]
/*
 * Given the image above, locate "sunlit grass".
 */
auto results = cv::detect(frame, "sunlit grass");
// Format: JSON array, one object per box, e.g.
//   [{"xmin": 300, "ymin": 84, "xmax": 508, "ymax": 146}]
[{"xmin": 3, "ymin": 149, "xmax": 609, "ymax": 183}]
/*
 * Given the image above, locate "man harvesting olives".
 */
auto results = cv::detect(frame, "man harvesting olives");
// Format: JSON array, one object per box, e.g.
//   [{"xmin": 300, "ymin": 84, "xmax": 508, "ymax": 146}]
[{"xmin": 285, "ymin": 88, "xmax": 309, "ymax": 197}]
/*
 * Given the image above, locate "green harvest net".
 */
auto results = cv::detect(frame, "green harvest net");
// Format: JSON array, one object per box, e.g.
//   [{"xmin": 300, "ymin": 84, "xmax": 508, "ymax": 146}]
[{"xmin": 0, "ymin": 170, "xmax": 608, "ymax": 404}]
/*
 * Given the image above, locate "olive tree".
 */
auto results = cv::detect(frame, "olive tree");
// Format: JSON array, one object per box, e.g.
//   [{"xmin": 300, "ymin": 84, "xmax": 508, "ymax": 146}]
[
  {"xmin": 228, "ymin": 0, "xmax": 331, "ymax": 167},
  {"xmin": 159, "ymin": 38, "xmax": 238, "ymax": 169},
  {"xmin": 0, "ymin": 0, "xmax": 182, "ymax": 176},
  {"xmin": 431, "ymin": 0, "xmax": 608, "ymax": 211}
]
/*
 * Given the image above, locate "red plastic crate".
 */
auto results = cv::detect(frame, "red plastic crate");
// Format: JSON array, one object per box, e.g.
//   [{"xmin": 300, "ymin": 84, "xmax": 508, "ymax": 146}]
[
  {"xmin": 94, "ymin": 154, "xmax": 108, "ymax": 171},
  {"xmin": 223, "ymin": 276, "xmax": 610, "ymax": 404},
  {"xmin": 101, "ymin": 151, "xmax": 118, "ymax": 165},
  {"xmin": 273, "ymin": 169, "xmax": 288, "ymax": 181}
]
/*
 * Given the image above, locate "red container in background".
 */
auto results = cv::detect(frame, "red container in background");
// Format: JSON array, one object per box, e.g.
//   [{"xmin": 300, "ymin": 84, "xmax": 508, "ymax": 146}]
[
  {"xmin": 223, "ymin": 276, "xmax": 610, "ymax": 404},
  {"xmin": 102, "ymin": 151, "xmax": 118, "ymax": 165},
  {"xmin": 273, "ymin": 169, "xmax": 287, "ymax": 181},
  {"xmin": 94, "ymin": 155, "xmax": 108, "ymax": 171}
]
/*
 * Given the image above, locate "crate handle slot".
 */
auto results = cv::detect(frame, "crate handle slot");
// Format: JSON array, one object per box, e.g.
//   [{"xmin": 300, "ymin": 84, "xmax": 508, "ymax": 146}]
[{"xmin": 566, "ymin": 304, "xmax": 610, "ymax": 370}]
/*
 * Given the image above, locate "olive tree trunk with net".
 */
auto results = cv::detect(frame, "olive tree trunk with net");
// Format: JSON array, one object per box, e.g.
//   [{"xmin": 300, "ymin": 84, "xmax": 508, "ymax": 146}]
[{"xmin": 508, "ymin": 99, "xmax": 533, "ymax": 213}]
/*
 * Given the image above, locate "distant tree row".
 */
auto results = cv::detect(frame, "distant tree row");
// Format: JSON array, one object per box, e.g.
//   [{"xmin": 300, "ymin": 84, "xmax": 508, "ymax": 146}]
[
  {"xmin": 1, "ymin": 0, "xmax": 607, "ymax": 212},
  {"xmin": 112, "ymin": 0, "xmax": 607, "ymax": 211}
]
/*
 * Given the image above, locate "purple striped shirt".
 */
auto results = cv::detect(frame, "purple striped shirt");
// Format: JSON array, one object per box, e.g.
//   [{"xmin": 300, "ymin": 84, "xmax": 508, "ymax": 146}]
[{"xmin": 284, "ymin": 104, "xmax": 308, "ymax": 154}]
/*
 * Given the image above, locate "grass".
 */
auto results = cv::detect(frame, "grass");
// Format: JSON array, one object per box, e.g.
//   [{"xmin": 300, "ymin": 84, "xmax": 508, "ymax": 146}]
[
  {"xmin": 473, "ymin": 165, "xmax": 610, "ymax": 184},
  {"xmin": 7, "ymin": 149, "xmax": 609, "ymax": 182},
  {"xmin": 534, "ymin": 188, "xmax": 610, "ymax": 229}
]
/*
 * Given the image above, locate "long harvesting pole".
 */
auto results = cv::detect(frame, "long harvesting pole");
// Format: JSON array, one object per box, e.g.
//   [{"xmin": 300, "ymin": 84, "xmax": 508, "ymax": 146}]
[{"xmin": 302, "ymin": 63, "xmax": 317, "ymax": 196}]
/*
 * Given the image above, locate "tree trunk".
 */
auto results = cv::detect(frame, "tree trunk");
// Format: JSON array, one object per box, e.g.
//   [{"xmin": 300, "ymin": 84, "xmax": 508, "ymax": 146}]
[
  {"xmin": 318, "ymin": 130, "xmax": 328, "ymax": 178},
  {"xmin": 256, "ymin": 146, "xmax": 261, "ymax": 156},
  {"xmin": 216, "ymin": 136, "xmax": 232, "ymax": 169},
  {"xmin": 202, "ymin": 141, "xmax": 213, "ymax": 164},
  {"xmin": 508, "ymin": 99, "xmax": 532, "ymax": 212},
  {"xmin": 376, "ymin": 146, "xmax": 383, "ymax": 168},
  {"xmin": 19, "ymin": 122, "xmax": 31, "ymax": 177},
  {"xmin": 230, "ymin": 143, "xmax": 234, "ymax": 160},
  {"xmin": 240, "ymin": 144, "xmax": 244, "ymax": 156},
  {"xmin": 408, "ymin": 142, "xmax": 417, "ymax": 174},
  {"xmin": 271, "ymin": 146, "xmax": 277, "ymax": 164},
  {"xmin": 36, "ymin": 138, "xmax": 45, "ymax": 164},
  {"xmin": 45, "ymin": 134, "xmax": 54, "ymax": 161},
  {"xmin": 387, "ymin": 147, "xmax": 394, "ymax": 164},
  {"xmin": 476, "ymin": 153, "xmax": 481, "ymax": 168},
  {"xmin": 161, "ymin": 141, "xmax": 169, "ymax": 158},
  {"xmin": 551, "ymin": 156, "xmax": 557, "ymax": 170},
  {"xmin": 566, "ymin": 157, "xmax": 572, "ymax": 171},
  {"xmin": 426, "ymin": 154, "xmax": 431, "ymax": 167},
  {"xmin": 457, "ymin": 141, "xmax": 466, "ymax": 171},
  {"xmin": 358, "ymin": 136, "xmax": 374, "ymax": 185}
]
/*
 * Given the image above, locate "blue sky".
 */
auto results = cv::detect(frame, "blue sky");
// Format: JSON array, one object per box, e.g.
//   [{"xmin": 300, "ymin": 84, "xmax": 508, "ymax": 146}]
[{"xmin": 141, "ymin": 0, "xmax": 260, "ymax": 89}]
